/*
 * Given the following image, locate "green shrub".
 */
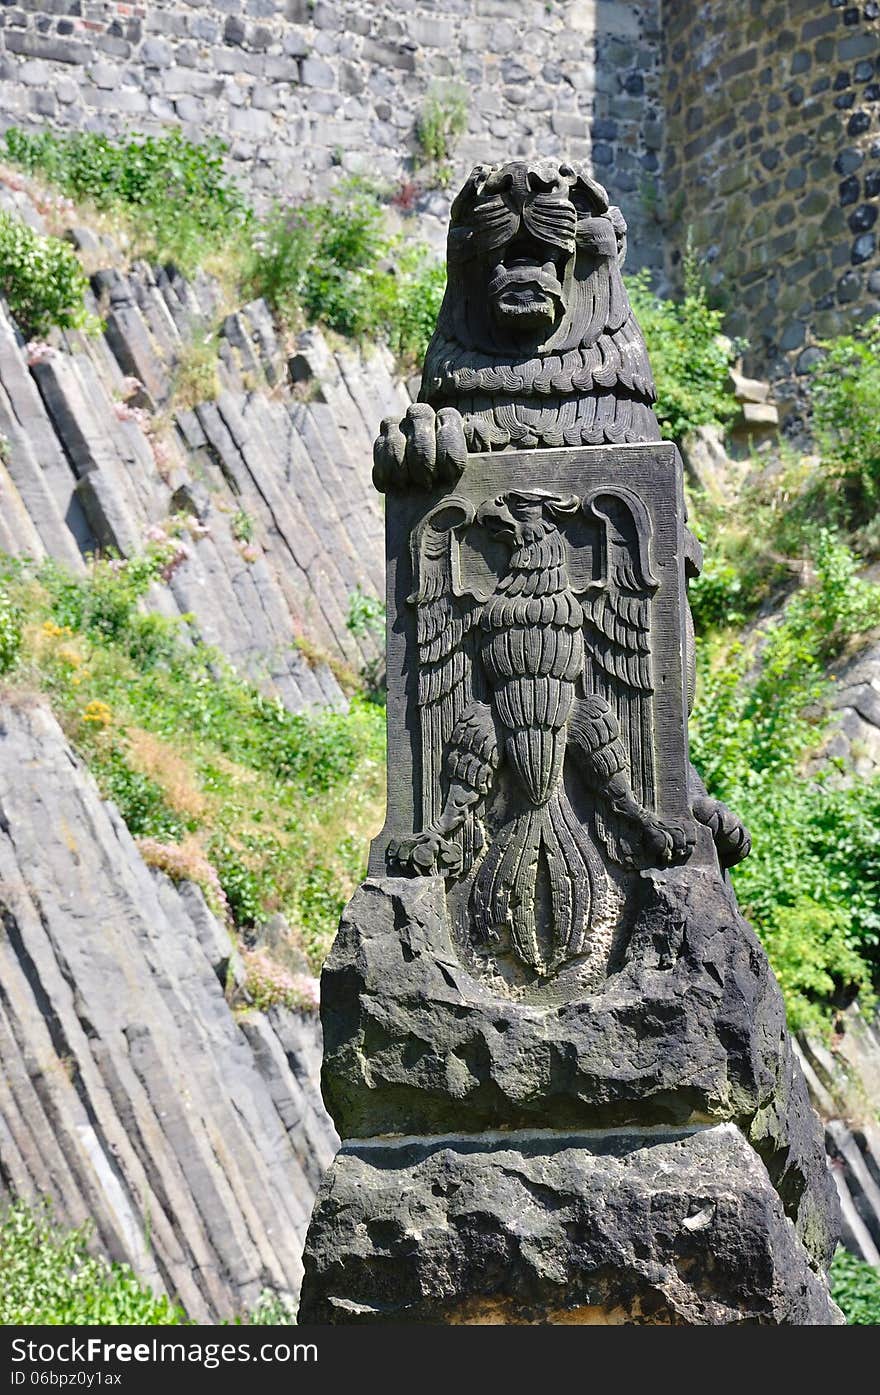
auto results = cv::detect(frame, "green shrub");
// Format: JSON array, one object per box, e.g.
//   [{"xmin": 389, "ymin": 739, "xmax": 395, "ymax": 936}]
[
  {"xmin": 830, "ymin": 1248, "xmax": 880, "ymax": 1325},
  {"xmin": 415, "ymin": 83, "xmax": 468, "ymax": 183},
  {"xmin": 691, "ymin": 532, "xmax": 880, "ymax": 1030},
  {"xmin": 0, "ymin": 584, "xmax": 22, "ymax": 674},
  {"xmin": 0, "ymin": 210, "xmax": 95, "ymax": 339},
  {"xmin": 0, "ymin": 1199, "xmax": 186, "ymax": 1325},
  {"xmin": 811, "ymin": 315, "xmax": 880, "ymax": 513},
  {"xmin": 4, "ymin": 127, "xmax": 250, "ymax": 274},
  {"xmin": 346, "ymin": 584, "xmax": 385, "ymax": 638},
  {"xmin": 626, "ymin": 257, "xmax": 740, "ymax": 441},
  {"xmin": 250, "ymin": 181, "xmax": 445, "ymax": 364}
]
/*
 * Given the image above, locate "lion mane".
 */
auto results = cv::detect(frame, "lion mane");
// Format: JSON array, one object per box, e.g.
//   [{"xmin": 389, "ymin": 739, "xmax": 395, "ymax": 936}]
[{"xmin": 419, "ymin": 158, "xmax": 660, "ymax": 450}]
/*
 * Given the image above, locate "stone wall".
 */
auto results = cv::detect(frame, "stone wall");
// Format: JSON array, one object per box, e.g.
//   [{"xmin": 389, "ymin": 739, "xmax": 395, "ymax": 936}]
[
  {"xmin": 663, "ymin": 0, "xmax": 880, "ymax": 420},
  {"xmin": 0, "ymin": 1, "xmax": 665, "ymax": 266},
  {"xmin": 1, "ymin": 3, "xmax": 879, "ymax": 407}
]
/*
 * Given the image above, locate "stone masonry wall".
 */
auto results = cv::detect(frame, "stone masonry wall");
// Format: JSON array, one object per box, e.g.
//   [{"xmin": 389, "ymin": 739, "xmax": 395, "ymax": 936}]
[
  {"xmin": 0, "ymin": 1, "xmax": 665, "ymax": 266},
  {"xmin": 663, "ymin": 0, "xmax": 880, "ymax": 422},
  {"xmin": 0, "ymin": 3, "xmax": 878, "ymax": 400}
]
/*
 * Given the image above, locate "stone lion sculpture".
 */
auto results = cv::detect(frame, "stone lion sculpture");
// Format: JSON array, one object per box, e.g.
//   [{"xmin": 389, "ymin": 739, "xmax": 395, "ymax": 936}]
[{"xmin": 373, "ymin": 157, "xmax": 660, "ymax": 491}]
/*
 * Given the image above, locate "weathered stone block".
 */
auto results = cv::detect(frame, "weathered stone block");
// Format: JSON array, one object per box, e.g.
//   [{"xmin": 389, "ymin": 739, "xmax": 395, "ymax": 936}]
[{"xmin": 301, "ymin": 1126, "xmax": 842, "ymax": 1324}]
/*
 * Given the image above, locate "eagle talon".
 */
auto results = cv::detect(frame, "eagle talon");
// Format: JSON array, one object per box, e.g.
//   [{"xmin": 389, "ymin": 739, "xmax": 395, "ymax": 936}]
[
  {"xmin": 642, "ymin": 817, "xmax": 695, "ymax": 866},
  {"xmin": 372, "ymin": 403, "xmax": 467, "ymax": 492}
]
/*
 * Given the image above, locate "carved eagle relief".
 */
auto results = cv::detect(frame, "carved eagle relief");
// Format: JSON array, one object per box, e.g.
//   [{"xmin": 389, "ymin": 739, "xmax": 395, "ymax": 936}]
[{"xmin": 388, "ymin": 489, "xmax": 692, "ymax": 978}]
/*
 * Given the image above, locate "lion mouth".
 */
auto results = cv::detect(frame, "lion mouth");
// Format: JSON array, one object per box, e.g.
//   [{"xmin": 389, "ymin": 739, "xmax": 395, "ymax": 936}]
[{"xmin": 488, "ymin": 258, "xmax": 564, "ymax": 329}]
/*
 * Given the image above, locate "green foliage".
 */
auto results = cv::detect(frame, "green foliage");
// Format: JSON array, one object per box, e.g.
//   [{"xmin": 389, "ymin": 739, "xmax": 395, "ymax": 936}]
[
  {"xmin": 687, "ymin": 552, "xmax": 747, "ymax": 632},
  {"xmin": 415, "ymin": 83, "xmax": 468, "ymax": 183},
  {"xmin": 4, "ymin": 127, "xmax": 250, "ymax": 274},
  {"xmin": 346, "ymin": 584, "xmax": 385, "ymax": 638},
  {"xmin": 830, "ymin": 1248, "xmax": 880, "ymax": 1324},
  {"xmin": 626, "ymin": 256, "xmax": 740, "ymax": 441},
  {"xmin": 691, "ymin": 532, "xmax": 880, "ymax": 1031},
  {"xmin": 0, "ymin": 1200, "xmax": 186, "ymax": 1325},
  {"xmin": 231, "ymin": 508, "xmax": 255, "ymax": 544},
  {"xmin": 0, "ymin": 583, "xmax": 22, "ymax": 674},
  {"xmin": 250, "ymin": 181, "xmax": 445, "ymax": 364},
  {"xmin": 811, "ymin": 315, "xmax": 880, "ymax": 514},
  {"xmin": 90, "ymin": 744, "xmax": 185, "ymax": 841},
  {"xmin": 3, "ymin": 546, "xmax": 386, "ymax": 970},
  {"xmin": 0, "ymin": 209, "xmax": 96, "ymax": 339}
]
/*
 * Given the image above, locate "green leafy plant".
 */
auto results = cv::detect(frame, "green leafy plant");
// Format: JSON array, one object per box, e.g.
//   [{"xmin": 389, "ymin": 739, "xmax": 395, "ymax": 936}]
[
  {"xmin": 0, "ymin": 210, "xmax": 96, "ymax": 338},
  {"xmin": 231, "ymin": 509, "xmax": 255, "ymax": 544},
  {"xmin": 626, "ymin": 255, "xmax": 740, "ymax": 441},
  {"xmin": 249, "ymin": 181, "xmax": 445, "ymax": 365},
  {"xmin": 0, "ymin": 1199, "xmax": 186, "ymax": 1324},
  {"xmin": 811, "ymin": 315, "xmax": 880, "ymax": 515},
  {"xmin": 415, "ymin": 83, "xmax": 468, "ymax": 184},
  {"xmin": 4, "ymin": 127, "xmax": 250, "ymax": 274},
  {"xmin": 691, "ymin": 531, "xmax": 880, "ymax": 1031},
  {"xmin": 346, "ymin": 584, "xmax": 385, "ymax": 638},
  {"xmin": 830, "ymin": 1248, "xmax": 880, "ymax": 1324},
  {"xmin": 0, "ymin": 583, "xmax": 22, "ymax": 674}
]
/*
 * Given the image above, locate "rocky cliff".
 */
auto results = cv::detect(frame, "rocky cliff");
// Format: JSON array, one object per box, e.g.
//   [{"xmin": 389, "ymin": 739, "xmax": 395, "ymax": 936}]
[
  {"xmin": 0, "ymin": 699, "xmax": 337, "ymax": 1321},
  {"xmin": 0, "ymin": 174, "xmax": 401, "ymax": 711}
]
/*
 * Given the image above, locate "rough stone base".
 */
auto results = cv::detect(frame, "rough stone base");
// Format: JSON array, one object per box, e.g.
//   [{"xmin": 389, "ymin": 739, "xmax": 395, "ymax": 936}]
[{"xmin": 299, "ymin": 1125, "xmax": 843, "ymax": 1325}]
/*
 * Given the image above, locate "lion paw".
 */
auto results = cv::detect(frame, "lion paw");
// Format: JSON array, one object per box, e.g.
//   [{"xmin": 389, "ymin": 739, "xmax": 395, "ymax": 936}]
[
  {"xmin": 372, "ymin": 403, "xmax": 467, "ymax": 492},
  {"xmin": 387, "ymin": 829, "xmax": 463, "ymax": 876}
]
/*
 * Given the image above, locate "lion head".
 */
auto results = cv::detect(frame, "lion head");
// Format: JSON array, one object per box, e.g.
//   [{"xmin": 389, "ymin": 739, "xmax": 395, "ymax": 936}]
[{"xmin": 420, "ymin": 159, "xmax": 660, "ymax": 451}]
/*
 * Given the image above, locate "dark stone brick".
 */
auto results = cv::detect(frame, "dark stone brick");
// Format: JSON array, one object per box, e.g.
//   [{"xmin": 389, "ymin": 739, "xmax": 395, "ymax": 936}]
[
  {"xmin": 852, "ymin": 231, "xmax": 877, "ymax": 263},
  {"xmin": 835, "ymin": 91, "xmax": 856, "ymax": 107},
  {"xmin": 623, "ymin": 72, "xmax": 644, "ymax": 95},
  {"xmin": 848, "ymin": 110, "xmax": 872, "ymax": 134},
  {"xmin": 761, "ymin": 148, "xmax": 780, "ymax": 170},
  {"xmin": 839, "ymin": 173, "xmax": 861, "ymax": 203},
  {"xmin": 834, "ymin": 146, "xmax": 864, "ymax": 173},
  {"xmin": 869, "ymin": 268, "xmax": 880, "ymax": 293},
  {"xmin": 866, "ymin": 84, "xmax": 880, "ymax": 101},
  {"xmin": 854, "ymin": 59, "xmax": 875, "ymax": 81},
  {"xmin": 796, "ymin": 347, "xmax": 824, "ymax": 374},
  {"xmin": 790, "ymin": 49, "xmax": 811, "ymax": 74},
  {"xmin": 843, "ymin": 6, "xmax": 860, "ymax": 23},
  {"xmin": 811, "ymin": 75, "xmax": 831, "ymax": 94},
  {"xmin": 593, "ymin": 118, "xmax": 617, "ymax": 141},
  {"xmin": 789, "ymin": 82, "xmax": 805, "ymax": 105},
  {"xmin": 837, "ymin": 269, "xmax": 862, "ymax": 302},
  {"xmin": 840, "ymin": 32, "xmax": 878, "ymax": 58},
  {"xmin": 786, "ymin": 166, "xmax": 807, "ymax": 191},
  {"xmin": 224, "ymin": 16, "xmax": 247, "ymax": 46},
  {"xmin": 802, "ymin": 13, "xmax": 839, "ymax": 38},
  {"xmin": 865, "ymin": 169, "xmax": 880, "ymax": 196},
  {"xmin": 849, "ymin": 202, "xmax": 879, "ymax": 232},
  {"xmin": 592, "ymin": 143, "xmax": 613, "ymax": 167},
  {"xmin": 834, "ymin": 69, "xmax": 851, "ymax": 89},
  {"xmin": 779, "ymin": 321, "xmax": 805, "ymax": 350}
]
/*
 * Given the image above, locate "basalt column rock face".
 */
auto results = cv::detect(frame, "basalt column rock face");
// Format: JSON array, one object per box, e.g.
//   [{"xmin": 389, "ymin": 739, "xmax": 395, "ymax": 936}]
[{"xmin": 299, "ymin": 160, "xmax": 842, "ymax": 1325}]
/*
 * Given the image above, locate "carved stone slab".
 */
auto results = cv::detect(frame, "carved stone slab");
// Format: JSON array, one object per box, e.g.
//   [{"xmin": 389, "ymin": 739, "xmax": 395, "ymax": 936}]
[{"xmin": 370, "ymin": 442, "xmax": 699, "ymax": 986}]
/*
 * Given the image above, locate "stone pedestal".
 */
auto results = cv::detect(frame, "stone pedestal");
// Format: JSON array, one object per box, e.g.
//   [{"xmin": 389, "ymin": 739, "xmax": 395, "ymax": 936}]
[{"xmin": 299, "ymin": 871, "xmax": 843, "ymax": 1324}]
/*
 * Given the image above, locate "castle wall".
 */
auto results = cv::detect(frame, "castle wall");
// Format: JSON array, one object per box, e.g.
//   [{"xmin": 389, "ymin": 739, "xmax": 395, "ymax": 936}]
[
  {"xmin": 0, "ymin": 2, "xmax": 878, "ymax": 404},
  {"xmin": 0, "ymin": 2, "xmax": 664, "ymax": 262},
  {"xmin": 662, "ymin": 0, "xmax": 880, "ymax": 418}
]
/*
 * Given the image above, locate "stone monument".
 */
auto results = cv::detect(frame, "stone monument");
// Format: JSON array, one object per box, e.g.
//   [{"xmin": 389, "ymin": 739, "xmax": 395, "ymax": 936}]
[{"xmin": 298, "ymin": 160, "xmax": 842, "ymax": 1325}]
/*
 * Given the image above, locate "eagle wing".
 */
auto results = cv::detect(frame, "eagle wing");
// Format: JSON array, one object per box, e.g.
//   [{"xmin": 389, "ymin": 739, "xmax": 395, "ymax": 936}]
[
  {"xmin": 409, "ymin": 498, "xmax": 481, "ymax": 840},
  {"xmin": 581, "ymin": 489, "xmax": 659, "ymax": 852}
]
